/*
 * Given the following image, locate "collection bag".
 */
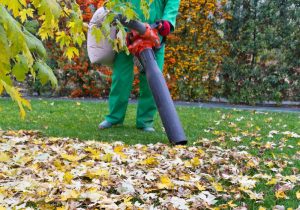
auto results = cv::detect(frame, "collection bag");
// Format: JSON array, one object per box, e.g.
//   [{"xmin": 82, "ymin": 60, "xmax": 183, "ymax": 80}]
[{"xmin": 87, "ymin": 7, "xmax": 116, "ymax": 65}]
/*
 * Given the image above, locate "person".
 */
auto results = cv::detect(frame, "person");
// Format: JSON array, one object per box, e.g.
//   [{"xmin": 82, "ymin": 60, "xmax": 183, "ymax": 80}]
[{"xmin": 99, "ymin": 0, "xmax": 180, "ymax": 132}]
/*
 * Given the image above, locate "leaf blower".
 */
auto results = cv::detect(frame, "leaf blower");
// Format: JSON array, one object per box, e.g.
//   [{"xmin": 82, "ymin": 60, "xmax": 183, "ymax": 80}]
[{"xmin": 87, "ymin": 9, "xmax": 187, "ymax": 145}]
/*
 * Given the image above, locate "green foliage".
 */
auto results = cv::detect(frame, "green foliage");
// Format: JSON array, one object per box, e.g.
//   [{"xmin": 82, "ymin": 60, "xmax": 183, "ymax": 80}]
[
  {"xmin": 220, "ymin": 57, "xmax": 293, "ymax": 104},
  {"xmin": 219, "ymin": 0, "xmax": 300, "ymax": 104},
  {"xmin": 90, "ymin": 0, "xmax": 151, "ymax": 54},
  {"xmin": 34, "ymin": 60, "xmax": 58, "ymax": 87},
  {"xmin": 24, "ymin": 29, "xmax": 47, "ymax": 59},
  {"xmin": 0, "ymin": 6, "xmax": 35, "ymax": 118},
  {"xmin": 11, "ymin": 55, "xmax": 29, "ymax": 81}
]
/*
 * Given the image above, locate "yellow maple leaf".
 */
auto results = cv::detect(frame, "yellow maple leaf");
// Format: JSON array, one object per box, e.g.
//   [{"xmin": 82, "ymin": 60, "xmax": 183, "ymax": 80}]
[
  {"xmin": 53, "ymin": 159, "xmax": 63, "ymax": 170},
  {"xmin": 31, "ymin": 163, "xmax": 40, "ymax": 171},
  {"xmin": 4, "ymin": 0, "xmax": 24, "ymax": 17},
  {"xmin": 60, "ymin": 190, "xmax": 79, "ymax": 201},
  {"xmin": 0, "ymin": 152, "xmax": 10, "ymax": 162},
  {"xmin": 63, "ymin": 172, "xmax": 73, "ymax": 184},
  {"xmin": 195, "ymin": 182, "xmax": 206, "ymax": 191},
  {"xmin": 212, "ymin": 182, "xmax": 223, "ymax": 192},
  {"xmin": 191, "ymin": 157, "xmax": 201, "ymax": 167},
  {"xmin": 123, "ymin": 196, "xmax": 133, "ymax": 207},
  {"xmin": 56, "ymin": 31, "xmax": 72, "ymax": 48},
  {"xmin": 247, "ymin": 160, "xmax": 258, "ymax": 168},
  {"xmin": 19, "ymin": 8, "xmax": 34, "ymax": 22},
  {"xmin": 61, "ymin": 153, "xmax": 84, "ymax": 162},
  {"xmin": 0, "ymin": 206, "xmax": 6, "ymax": 210},
  {"xmin": 86, "ymin": 169, "xmax": 109, "ymax": 179},
  {"xmin": 67, "ymin": 21, "xmax": 75, "ymax": 29},
  {"xmin": 101, "ymin": 180, "xmax": 108, "ymax": 187},
  {"xmin": 38, "ymin": 23, "xmax": 51, "ymax": 40},
  {"xmin": 258, "ymin": 207, "xmax": 266, "ymax": 210},
  {"xmin": 142, "ymin": 157, "xmax": 158, "ymax": 166},
  {"xmin": 65, "ymin": 47, "xmax": 79, "ymax": 60},
  {"xmin": 296, "ymin": 191, "xmax": 300, "ymax": 200},
  {"xmin": 62, "ymin": 7, "xmax": 72, "ymax": 16},
  {"xmin": 275, "ymin": 190, "xmax": 287, "ymax": 199},
  {"xmin": 157, "ymin": 175, "xmax": 174, "ymax": 189},
  {"xmin": 227, "ymin": 200, "xmax": 237, "ymax": 208},
  {"xmin": 266, "ymin": 178, "xmax": 278, "ymax": 185},
  {"xmin": 114, "ymin": 145, "xmax": 124, "ymax": 153},
  {"xmin": 113, "ymin": 146, "xmax": 127, "ymax": 160},
  {"xmin": 0, "ymin": 187, "xmax": 5, "ymax": 195},
  {"xmin": 179, "ymin": 174, "xmax": 191, "ymax": 181},
  {"xmin": 102, "ymin": 153, "xmax": 112, "ymax": 162},
  {"xmin": 94, "ymin": 169, "xmax": 109, "ymax": 178},
  {"xmin": 197, "ymin": 149, "xmax": 205, "ymax": 156},
  {"xmin": 85, "ymin": 147, "xmax": 100, "ymax": 160}
]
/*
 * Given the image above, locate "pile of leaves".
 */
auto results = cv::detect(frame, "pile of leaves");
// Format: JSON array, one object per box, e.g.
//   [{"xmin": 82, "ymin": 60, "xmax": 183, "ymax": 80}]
[{"xmin": 0, "ymin": 130, "xmax": 299, "ymax": 209}]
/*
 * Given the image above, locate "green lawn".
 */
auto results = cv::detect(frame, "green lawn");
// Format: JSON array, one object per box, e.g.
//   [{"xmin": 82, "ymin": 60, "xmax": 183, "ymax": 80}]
[
  {"xmin": 0, "ymin": 98, "xmax": 299, "ymax": 208},
  {"xmin": 0, "ymin": 98, "xmax": 299, "ymax": 145}
]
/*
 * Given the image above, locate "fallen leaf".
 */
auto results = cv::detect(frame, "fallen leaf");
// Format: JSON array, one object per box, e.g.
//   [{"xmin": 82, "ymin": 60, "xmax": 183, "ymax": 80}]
[
  {"xmin": 275, "ymin": 190, "xmax": 287, "ymax": 199},
  {"xmin": 63, "ymin": 172, "xmax": 73, "ymax": 184},
  {"xmin": 212, "ymin": 182, "xmax": 223, "ymax": 192},
  {"xmin": 266, "ymin": 178, "xmax": 278, "ymax": 185},
  {"xmin": 0, "ymin": 152, "xmax": 10, "ymax": 162},
  {"xmin": 158, "ymin": 175, "xmax": 174, "ymax": 189}
]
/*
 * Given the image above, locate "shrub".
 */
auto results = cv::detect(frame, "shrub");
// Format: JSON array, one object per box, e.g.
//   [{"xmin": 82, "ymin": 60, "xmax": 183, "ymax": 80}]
[
  {"xmin": 219, "ymin": 0, "xmax": 300, "ymax": 104},
  {"xmin": 164, "ymin": 0, "xmax": 230, "ymax": 101}
]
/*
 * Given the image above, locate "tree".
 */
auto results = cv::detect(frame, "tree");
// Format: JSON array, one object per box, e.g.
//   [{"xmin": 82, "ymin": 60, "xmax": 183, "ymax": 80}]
[
  {"xmin": 0, "ymin": 0, "xmax": 85, "ymax": 118},
  {"xmin": 0, "ymin": 0, "xmax": 151, "ymax": 118}
]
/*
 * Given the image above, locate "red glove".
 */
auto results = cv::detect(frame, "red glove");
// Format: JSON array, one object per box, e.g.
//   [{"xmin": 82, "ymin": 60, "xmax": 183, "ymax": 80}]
[{"xmin": 158, "ymin": 20, "xmax": 171, "ymax": 36}]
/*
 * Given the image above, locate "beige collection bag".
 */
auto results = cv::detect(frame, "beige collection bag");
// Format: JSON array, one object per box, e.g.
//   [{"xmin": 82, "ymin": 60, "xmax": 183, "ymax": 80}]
[{"xmin": 87, "ymin": 7, "xmax": 116, "ymax": 65}]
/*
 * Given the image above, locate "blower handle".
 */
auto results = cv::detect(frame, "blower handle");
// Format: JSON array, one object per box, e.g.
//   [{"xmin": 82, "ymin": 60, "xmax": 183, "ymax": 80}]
[{"xmin": 114, "ymin": 14, "xmax": 147, "ymax": 35}]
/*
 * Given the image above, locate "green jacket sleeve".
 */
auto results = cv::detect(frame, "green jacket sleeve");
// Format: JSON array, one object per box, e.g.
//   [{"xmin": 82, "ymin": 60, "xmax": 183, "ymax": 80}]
[{"xmin": 162, "ymin": 0, "xmax": 181, "ymax": 31}]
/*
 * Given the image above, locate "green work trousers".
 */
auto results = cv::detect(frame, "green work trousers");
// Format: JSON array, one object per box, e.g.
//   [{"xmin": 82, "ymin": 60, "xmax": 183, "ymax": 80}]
[
  {"xmin": 105, "ymin": 0, "xmax": 180, "ymax": 128},
  {"xmin": 105, "ymin": 46, "xmax": 165, "ymax": 128}
]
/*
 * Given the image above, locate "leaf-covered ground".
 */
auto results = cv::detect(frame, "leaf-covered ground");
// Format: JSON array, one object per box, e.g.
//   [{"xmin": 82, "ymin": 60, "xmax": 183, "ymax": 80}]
[{"xmin": 0, "ymin": 129, "xmax": 299, "ymax": 210}]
